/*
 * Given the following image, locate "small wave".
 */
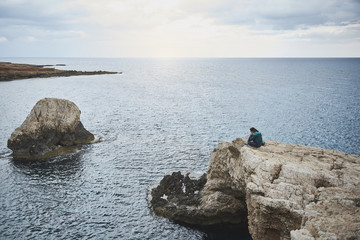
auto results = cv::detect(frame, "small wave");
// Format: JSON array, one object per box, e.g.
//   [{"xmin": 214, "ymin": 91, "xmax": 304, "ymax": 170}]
[{"xmin": 0, "ymin": 149, "xmax": 12, "ymax": 159}]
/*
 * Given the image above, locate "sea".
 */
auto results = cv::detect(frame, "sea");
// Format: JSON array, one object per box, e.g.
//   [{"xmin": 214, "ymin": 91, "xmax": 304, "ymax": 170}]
[{"xmin": 0, "ymin": 58, "xmax": 359, "ymax": 240}]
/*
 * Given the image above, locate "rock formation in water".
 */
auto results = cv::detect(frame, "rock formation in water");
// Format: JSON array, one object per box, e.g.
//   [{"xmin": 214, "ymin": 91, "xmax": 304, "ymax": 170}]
[
  {"xmin": 151, "ymin": 172, "xmax": 210, "ymax": 224},
  {"xmin": 8, "ymin": 98, "xmax": 94, "ymax": 159},
  {"xmin": 151, "ymin": 138, "xmax": 360, "ymax": 240}
]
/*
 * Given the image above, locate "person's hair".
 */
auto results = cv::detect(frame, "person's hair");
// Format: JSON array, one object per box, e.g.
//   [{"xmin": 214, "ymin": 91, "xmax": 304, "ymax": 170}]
[{"xmin": 250, "ymin": 127, "xmax": 259, "ymax": 132}]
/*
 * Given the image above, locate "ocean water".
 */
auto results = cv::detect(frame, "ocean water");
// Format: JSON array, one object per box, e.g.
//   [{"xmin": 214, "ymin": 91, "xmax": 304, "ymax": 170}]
[{"xmin": 0, "ymin": 58, "xmax": 359, "ymax": 239}]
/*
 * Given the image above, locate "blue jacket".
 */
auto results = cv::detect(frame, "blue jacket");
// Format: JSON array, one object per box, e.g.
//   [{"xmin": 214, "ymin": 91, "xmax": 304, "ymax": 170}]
[{"xmin": 248, "ymin": 132, "xmax": 264, "ymax": 148}]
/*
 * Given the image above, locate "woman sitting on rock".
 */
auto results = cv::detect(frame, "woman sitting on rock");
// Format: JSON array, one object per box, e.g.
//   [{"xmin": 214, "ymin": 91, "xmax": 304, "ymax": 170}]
[{"xmin": 247, "ymin": 127, "xmax": 265, "ymax": 148}]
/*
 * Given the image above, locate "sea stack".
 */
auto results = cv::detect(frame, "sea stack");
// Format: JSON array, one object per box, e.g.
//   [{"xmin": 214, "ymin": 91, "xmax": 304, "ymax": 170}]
[
  {"xmin": 151, "ymin": 138, "xmax": 360, "ymax": 240},
  {"xmin": 8, "ymin": 98, "xmax": 94, "ymax": 159}
]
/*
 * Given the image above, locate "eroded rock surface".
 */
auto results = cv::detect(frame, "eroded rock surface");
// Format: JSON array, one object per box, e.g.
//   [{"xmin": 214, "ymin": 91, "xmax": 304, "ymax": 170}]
[
  {"xmin": 151, "ymin": 138, "xmax": 360, "ymax": 240},
  {"xmin": 150, "ymin": 146, "xmax": 249, "ymax": 225},
  {"xmin": 233, "ymin": 138, "xmax": 360, "ymax": 240},
  {"xmin": 151, "ymin": 172, "xmax": 209, "ymax": 224},
  {"xmin": 8, "ymin": 98, "xmax": 94, "ymax": 159}
]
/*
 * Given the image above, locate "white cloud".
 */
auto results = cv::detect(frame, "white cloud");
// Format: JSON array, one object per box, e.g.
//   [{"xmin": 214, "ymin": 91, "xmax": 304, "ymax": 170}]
[
  {"xmin": 277, "ymin": 23, "xmax": 360, "ymax": 41},
  {"xmin": 0, "ymin": 36, "xmax": 8, "ymax": 43},
  {"xmin": 0, "ymin": 0, "xmax": 359, "ymax": 57},
  {"xmin": 21, "ymin": 36, "xmax": 39, "ymax": 42},
  {"xmin": 178, "ymin": 0, "xmax": 360, "ymax": 29}
]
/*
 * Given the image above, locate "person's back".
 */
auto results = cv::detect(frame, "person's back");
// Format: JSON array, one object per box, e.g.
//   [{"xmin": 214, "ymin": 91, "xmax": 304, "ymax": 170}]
[{"xmin": 247, "ymin": 127, "xmax": 264, "ymax": 148}]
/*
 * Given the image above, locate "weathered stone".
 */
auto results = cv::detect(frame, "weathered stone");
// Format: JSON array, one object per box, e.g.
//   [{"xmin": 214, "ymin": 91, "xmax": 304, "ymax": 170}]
[
  {"xmin": 150, "ymin": 142, "xmax": 249, "ymax": 226},
  {"xmin": 231, "ymin": 138, "xmax": 359, "ymax": 240},
  {"xmin": 151, "ymin": 172, "xmax": 212, "ymax": 225},
  {"xmin": 7, "ymin": 98, "xmax": 94, "ymax": 159},
  {"xmin": 220, "ymin": 138, "xmax": 359, "ymax": 240},
  {"xmin": 151, "ymin": 137, "xmax": 360, "ymax": 240}
]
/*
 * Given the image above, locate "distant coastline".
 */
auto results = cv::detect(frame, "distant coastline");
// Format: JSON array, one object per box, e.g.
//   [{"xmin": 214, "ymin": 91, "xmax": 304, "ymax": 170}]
[{"xmin": 0, "ymin": 62, "xmax": 120, "ymax": 81}]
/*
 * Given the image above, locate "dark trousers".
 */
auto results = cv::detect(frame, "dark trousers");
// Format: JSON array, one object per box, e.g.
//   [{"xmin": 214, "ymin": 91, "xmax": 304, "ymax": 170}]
[{"xmin": 248, "ymin": 141, "xmax": 261, "ymax": 148}]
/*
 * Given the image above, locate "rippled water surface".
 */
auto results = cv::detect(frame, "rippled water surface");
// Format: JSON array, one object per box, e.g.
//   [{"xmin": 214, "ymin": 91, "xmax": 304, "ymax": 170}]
[{"xmin": 1, "ymin": 58, "xmax": 359, "ymax": 239}]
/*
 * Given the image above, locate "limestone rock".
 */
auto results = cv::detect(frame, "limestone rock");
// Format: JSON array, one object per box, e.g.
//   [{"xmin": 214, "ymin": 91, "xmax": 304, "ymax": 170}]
[
  {"xmin": 217, "ymin": 138, "xmax": 360, "ymax": 240},
  {"xmin": 151, "ymin": 137, "xmax": 360, "ymax": 240},
  {"xmin": 234, "ymin": 138, "xmax": 360, "ymax": 240},
  {"xmin": 8, "ymin": 98, "xmax": 94, "ymax": 159},
  {"xmin": 150, "ymin": 143, "xmax": 249, "ymax": 226}
]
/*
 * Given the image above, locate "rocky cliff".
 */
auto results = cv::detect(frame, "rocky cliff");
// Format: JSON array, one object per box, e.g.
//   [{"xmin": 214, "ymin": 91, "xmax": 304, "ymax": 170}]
[
  {"xmin": 151, "ymin": 138, "xmax": 360, "ymax": 240},
  {"xmin": 8, "ymin": 98, "xmax": 94, "ymax": 159}
]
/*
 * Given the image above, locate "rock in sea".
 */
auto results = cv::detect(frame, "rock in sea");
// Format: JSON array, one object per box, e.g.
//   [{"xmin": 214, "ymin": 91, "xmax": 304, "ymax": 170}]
[
  {"xmin": 7, "ymin": 98, "xmax": 94, "ymax": 159},
  {"xmin": 151, "ymin": 138, "xmax": 360, "ymax": 240}
]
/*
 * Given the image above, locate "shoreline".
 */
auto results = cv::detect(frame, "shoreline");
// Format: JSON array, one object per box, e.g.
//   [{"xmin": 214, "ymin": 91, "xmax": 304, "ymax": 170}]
[{"xmin": 0, "ymin": 62, "xmax": 120, "ymax": 81}]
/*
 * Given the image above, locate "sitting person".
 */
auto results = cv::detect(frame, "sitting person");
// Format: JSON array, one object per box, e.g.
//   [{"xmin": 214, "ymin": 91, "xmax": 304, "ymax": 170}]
[{"xmin": 247, "ymin": 127, "xmax": 265, "ymax": 148}]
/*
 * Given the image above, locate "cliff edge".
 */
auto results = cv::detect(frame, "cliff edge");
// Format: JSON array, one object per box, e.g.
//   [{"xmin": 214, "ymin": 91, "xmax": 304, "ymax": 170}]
[{"xmin": 151, "ymin": 138, "xmax": 360, "ymax": 240}]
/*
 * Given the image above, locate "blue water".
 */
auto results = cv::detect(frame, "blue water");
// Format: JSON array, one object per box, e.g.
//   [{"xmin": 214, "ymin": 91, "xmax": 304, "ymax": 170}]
[{"xmin": 0, "ymin": 58, "xmax": 359, "ymax": 239}]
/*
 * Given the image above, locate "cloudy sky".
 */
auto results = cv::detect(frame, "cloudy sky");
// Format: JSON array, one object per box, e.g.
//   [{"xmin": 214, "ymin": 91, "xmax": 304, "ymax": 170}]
[{"xmin": 0, "ymin": 0, "xmax": 359, "ymax": 57}]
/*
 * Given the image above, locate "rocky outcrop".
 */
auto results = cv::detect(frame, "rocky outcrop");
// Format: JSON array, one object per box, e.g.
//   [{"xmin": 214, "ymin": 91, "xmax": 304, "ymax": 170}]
[
  {"xmin": 8, "ymin": 98, "xmax": 94, "ymax": 159},
  {"xmin": 237, "ymin": 138, "xmax": 360, "ymax": 240},
  {"xmin": 151, "ymin": 138, "xmax": 360, "ymax": 240},
  {"xmin": 150, "ymin": 144, "xmax": 249, "ymax": 226},
  {"xmin": 151, "ymin": 159, "xmax": 248, "ymax": 226},
  {"xmin": 151, "ymin": 172, "xmax": 210, "ymax": 224},
  {"xmin": 0, "ymin": 62, "xmax": 120, "ymax": 81}
]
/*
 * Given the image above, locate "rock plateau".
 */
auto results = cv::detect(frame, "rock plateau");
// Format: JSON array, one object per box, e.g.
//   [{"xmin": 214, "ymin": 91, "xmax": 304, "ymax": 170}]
[
  {"xmin": 151, "ymin": 138, "xmax": 360, "ymax": 240},
  {"xmin": 8, "ymin": 98, "xmax": 94, "ymax": 159}
]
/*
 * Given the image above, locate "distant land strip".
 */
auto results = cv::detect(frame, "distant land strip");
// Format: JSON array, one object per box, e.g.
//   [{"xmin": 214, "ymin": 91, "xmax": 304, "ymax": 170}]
[{"xmin": 0, "ymin": 62, "xmax": 121, "ymax": 81}]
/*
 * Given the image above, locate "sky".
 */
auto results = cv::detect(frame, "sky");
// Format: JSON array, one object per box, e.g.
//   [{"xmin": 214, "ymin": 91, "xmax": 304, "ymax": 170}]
[{"xmin": 0, "ymin": 0, "xmax": 359, "ymax": 57}]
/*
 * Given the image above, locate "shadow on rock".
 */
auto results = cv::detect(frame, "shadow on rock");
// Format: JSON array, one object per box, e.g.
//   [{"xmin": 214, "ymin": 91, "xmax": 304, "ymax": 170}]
[
  {"xmin": 150, "ymin": 171, "xmax": 248, "ymax": 227},
  {"xmin": 187, "ymin": 223, "xmax": 251, "ymax": 240}
]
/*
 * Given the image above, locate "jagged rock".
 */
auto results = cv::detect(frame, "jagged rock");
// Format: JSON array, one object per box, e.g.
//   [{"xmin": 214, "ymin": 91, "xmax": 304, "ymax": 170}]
[
  {"xmin": 212, "ymin": 138, "xmax": 360, "ymax": 240},
  {"xmin": 7, "ymin": 98, "xmax": 94, "ymax": 159},
  {"xmin": 231, "ymin": 138, "xmax": 359, "ymax": 240},
  {"xmin": 151, "ymin": 138, "xmax": 360, "ymax": 240},
  {"xmin": 150, "ymin": 144, "xmax": 249, "ymax": 226},
  {"xmin": 151, "ymin": 172, "xmax": 213, "ymax": 225}
]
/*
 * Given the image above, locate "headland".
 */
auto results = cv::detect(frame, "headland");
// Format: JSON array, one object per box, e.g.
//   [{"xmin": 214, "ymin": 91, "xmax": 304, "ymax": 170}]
[{"xmin": 0, "ymin": 62, "xmax": 120, "ymax": 81}]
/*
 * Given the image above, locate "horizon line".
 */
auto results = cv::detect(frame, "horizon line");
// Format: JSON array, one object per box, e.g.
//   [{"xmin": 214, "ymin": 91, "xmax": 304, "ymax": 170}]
[{"xmin": 1, "ymin": 56, "xmax": 360, "ymax": 59}]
